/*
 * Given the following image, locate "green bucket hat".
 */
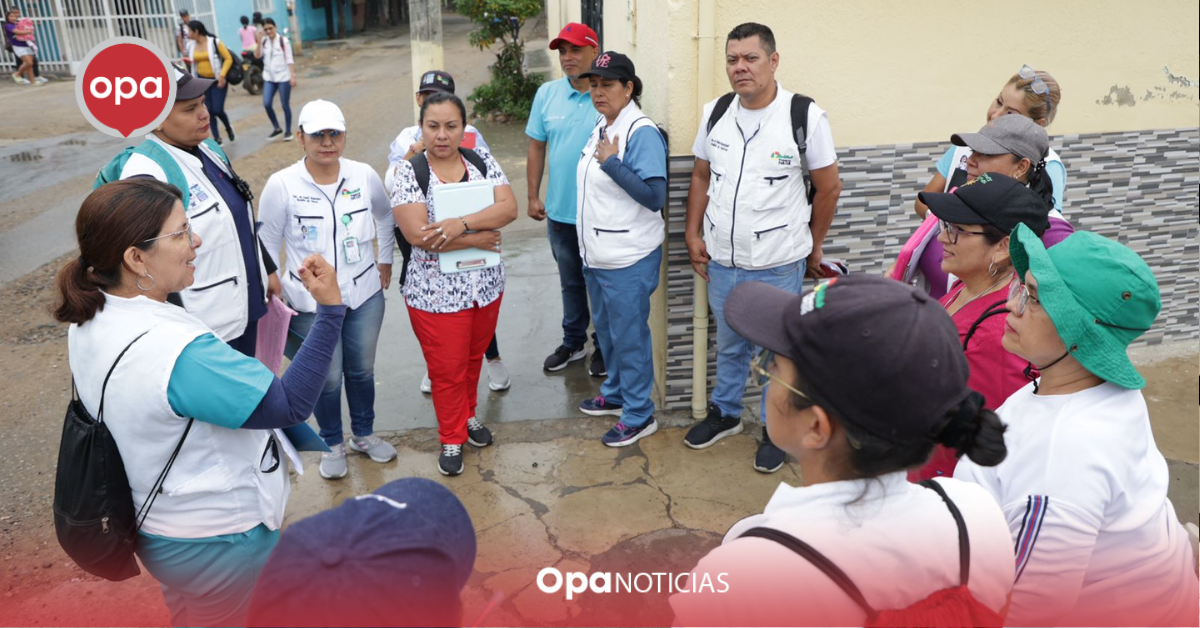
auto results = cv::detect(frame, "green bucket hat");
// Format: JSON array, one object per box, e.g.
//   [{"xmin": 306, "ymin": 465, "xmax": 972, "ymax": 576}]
[{"xmin": 1009, "ymin": 224, "xmax": 1161, "ymax": 389}]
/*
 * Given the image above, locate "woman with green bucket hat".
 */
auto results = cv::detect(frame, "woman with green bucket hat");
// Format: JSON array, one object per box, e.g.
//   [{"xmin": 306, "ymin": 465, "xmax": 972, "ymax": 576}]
[{"xmin": 956, "ymin": 225, "xmax": 1198, "ymax": 627}]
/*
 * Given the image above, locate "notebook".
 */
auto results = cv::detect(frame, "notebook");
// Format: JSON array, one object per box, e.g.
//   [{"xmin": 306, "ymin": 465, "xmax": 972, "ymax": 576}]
[{"xmin": 431, "ymin": 179, "xmax": 501, "ymax": 274}]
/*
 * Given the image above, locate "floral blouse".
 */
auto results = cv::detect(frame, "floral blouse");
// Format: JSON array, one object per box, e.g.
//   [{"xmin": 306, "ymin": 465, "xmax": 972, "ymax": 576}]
[{"xmin": 390, "ymin": 147, "xmax": 509, "ymax": 314}]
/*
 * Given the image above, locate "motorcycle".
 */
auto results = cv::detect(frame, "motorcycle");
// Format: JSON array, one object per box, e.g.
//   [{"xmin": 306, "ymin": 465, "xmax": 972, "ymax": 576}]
[{"xmin": 241, "ymin": 49, "xmax": 264, "ymax": 95}]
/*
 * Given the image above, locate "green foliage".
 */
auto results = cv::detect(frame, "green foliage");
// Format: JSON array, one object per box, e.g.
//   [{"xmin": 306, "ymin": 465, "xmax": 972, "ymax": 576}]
[{"xmin": 456, "ymin": 0, "xmax": 544, "ymax": 120}]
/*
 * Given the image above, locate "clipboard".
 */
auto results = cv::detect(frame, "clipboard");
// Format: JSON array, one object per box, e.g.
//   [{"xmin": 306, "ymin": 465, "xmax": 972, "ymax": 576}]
[{"xmin": 432, "ymin": 179, "xmax": 501, "ymax": 274}]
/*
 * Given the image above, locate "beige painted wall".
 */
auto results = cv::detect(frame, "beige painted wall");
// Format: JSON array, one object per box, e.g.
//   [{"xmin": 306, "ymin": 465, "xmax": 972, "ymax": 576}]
[{"xmin": 552, "ymin": 0, "xmax": 1200, "ymax": 153}]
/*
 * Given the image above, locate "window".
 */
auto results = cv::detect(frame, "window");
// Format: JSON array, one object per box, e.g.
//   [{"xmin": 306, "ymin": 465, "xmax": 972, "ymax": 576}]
[{"xmin": 252, "ymin": 0, "xmax": 273, "ymax": 13}]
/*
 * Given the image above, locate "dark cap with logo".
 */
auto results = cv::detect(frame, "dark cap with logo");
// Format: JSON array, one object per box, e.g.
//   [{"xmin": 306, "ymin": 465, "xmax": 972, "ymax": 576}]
[
  {"xmin": 417, "ymin": 70, "xmax": 455, "ymax": 95},
  {"xmin": 724, "ymin": 275, "xmax": 971, "ymax": 445},
  {"xmin": 918, "ymin": 171, "xmax": 1051, "ymax": 237},
  {"xmin": 173, "ymin": 64, "xmax": 213, "ymax": 101},
  {"xmin": 579, "ymin": 51, "xmax": 636, "ymax": 82},
  {"xmin": 248, "ymin": 478, "xmax": 475, "ymax": 627}
]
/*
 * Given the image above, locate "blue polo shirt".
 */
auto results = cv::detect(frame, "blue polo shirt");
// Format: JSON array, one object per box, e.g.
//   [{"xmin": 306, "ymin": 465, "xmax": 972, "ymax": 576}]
[{"xmin": 525, "ymin": 77, "xmax": 597, "ymax": 224}]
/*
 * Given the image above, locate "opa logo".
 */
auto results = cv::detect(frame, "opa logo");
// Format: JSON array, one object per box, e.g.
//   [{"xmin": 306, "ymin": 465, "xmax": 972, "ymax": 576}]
[{"xmin": 75, "ymin": 37, "xmax": 177, "ymax": 138}]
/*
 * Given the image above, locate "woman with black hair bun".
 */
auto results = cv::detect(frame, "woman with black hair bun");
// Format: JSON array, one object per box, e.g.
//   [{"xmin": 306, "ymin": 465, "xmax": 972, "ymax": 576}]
[{"xmin": 671, "ymin": 275, "xmax": 1014, "ymax": 627}]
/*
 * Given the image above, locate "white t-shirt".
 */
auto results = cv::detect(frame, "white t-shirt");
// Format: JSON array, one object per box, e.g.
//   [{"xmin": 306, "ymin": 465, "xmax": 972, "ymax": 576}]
[
  {"xmin": 691, "ymin": 92, "xmax": 837, "ymax": 171},
  {"xmin": 956, "ymin": 382, "xmax": 1199, "ymax": 627},
  {"xmin": 669, "ymin": 473, "xmax": 1014, "ymax": 626}
]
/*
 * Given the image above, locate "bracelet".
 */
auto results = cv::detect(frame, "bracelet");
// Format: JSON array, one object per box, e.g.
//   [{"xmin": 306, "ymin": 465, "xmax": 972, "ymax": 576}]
[{"xmin": 461, "ymin": 216, "xmax": 470, "ymax": 231}]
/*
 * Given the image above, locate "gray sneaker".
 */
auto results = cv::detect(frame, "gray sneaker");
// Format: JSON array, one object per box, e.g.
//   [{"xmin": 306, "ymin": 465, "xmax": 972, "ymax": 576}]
[
  {"xmin": 348, "ymin": 434, "xmax": 397, "ymax": 463},
  {"xmin": 319, "ymin": 443, "xmax": 348, "ymax": 479},
  {"xmin": 487, "ymin": 359, "xmax": 511, "ymax": 391}
]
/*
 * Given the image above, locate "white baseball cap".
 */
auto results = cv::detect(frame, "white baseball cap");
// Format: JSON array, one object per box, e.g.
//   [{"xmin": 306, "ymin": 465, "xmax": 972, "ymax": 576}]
[{"xmin": 298, "ymin": 99, "xmax": 346, "ymax": 133}]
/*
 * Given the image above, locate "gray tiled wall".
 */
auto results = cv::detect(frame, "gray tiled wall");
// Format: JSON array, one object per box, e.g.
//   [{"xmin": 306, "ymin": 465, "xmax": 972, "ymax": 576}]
[{"xmin": 662, "ymin": 127, "xmax": 1199, "ymax": 411}]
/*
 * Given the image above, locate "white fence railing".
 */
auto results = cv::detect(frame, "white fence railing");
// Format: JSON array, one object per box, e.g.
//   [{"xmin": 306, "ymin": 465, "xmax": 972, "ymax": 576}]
[{"xmin": 2, "ymin": 0, "xmax": 215, "ymax": 76}]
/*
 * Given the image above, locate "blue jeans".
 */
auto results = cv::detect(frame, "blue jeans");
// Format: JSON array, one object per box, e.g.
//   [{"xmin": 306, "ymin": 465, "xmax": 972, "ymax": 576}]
[
  {"xmin": 708, "ymin": 259, "xmax": 806, "ymax": 421},
  {"xmin": 204, "ymin": 82, "xmax": 231, "ymax": 140},
  {"xmin": 547, "ymin": 219, "xmax": 594, "ymax": 350},
  {"xmin": 583, "ymin": 247, "xmax": 662, "ymax": 428},
  {"xmin": 285, "ymin": 290, "xmax": 385, "ymax": 446},
  {"xmin": 263, "ymin": 81, "xmax": 292, "ymax": 133}
]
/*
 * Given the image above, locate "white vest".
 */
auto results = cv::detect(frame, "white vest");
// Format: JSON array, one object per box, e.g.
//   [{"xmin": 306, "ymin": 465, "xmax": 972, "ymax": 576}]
[
  {"xmin": 703, "ymin": 87, "xmax": 814, "ymax": 270},
  {"xmin": 120, "ymin": 135, "xmax": 269, "ymax": 340},
  {"xmin": 68, "ymin": 293, "xmax": 289, "ymax": 538},
  {"xmin": 575, "ymin": 103, "xmax": 666, "ymax": 270},
  {"xmin": 265, "ymin": 158, "xmax": 387, "ymax": 312}
]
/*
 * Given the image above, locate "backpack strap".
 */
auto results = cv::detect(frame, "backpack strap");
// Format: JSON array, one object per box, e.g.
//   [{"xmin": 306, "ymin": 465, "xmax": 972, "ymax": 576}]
[
  {"xmin": 919, "ymin": 479, "xmax": 971, "ymax": 586},
  {"xmin": 460, "ymin": 146, "xmax": 488, "ymax": 179},
  {"xmin": 962, "ymin": 298, "xmax": 1010, "ymax": 352},
  {"xmin": 396, "ymin": 148, "xmax": 488, "ymax": 287},
  {"xmin": 705, "ymin": 92, "xmax": 736, "ymax": 135},
  {"xmin": 790, "ymin": 93, "xmax": 816, "ymax": 203},
  {"xmin": 96, "ymin": 332, "xmax": 150, "ymax": 424},
  {"xmin": 739, "ymin": 526, "xmax": 878, "ymax": 622}
]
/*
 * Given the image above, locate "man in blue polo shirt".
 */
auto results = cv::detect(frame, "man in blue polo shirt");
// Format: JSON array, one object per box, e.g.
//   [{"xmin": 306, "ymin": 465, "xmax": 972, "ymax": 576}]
[{"xmin": 526, "ymin": 22, "xmax": 604, "ymax": 376}]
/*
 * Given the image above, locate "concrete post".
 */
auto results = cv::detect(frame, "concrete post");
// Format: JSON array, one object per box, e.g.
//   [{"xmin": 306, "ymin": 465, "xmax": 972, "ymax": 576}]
[
  {"xmin": 287, "ymin": 0, "xmax": 303, "ymax": 56},
  {"xmin": 407, "ymin": 0, "xmax": 444, "ymax": 124}
]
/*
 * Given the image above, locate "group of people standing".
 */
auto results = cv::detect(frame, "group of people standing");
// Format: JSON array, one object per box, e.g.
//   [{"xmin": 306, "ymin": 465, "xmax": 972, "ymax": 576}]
[
  {"xmin": 55, "ymin": 16, "xmax": 1196, "ymax": 628},
  {"xmin": 175, "ymin": 9, "xmax": 295, "ymax": 145}
]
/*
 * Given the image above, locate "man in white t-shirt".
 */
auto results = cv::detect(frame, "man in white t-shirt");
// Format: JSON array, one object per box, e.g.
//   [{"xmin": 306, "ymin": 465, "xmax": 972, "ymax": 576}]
[
  {"xmin": 682, "ymin": 22, "xmax": 843, "ymax": 474},
  {"xmin": 383, "ymin": 71, "xmax": 490, "ymax": 195}
]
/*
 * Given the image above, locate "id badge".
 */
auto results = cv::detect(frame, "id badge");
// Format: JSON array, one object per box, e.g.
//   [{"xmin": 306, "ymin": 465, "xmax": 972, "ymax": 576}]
[
  {"xmin": 343, "ymin": 236, "xmax": 362, "ymax": 264},
  {"xmin": 300, "ymin": 223, "xmax": 321, "ymax": 249}
]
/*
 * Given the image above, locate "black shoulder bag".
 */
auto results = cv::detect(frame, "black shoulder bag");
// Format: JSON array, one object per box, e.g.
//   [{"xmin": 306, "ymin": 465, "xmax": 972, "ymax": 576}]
[{"xmin": 53, "ymin": 332, "xmax": 194, "ymax": 581}]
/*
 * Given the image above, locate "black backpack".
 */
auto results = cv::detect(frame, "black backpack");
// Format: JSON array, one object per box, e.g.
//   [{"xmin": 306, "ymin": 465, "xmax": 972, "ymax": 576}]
[
  {"xmin": 216, "ymin": 37, "xmax": 244, "ymax": 86},
  {"xmin": 707, "ymin": 91, "xmax": 816, "ymax": 203},
  {"xmin": 53, "ymin": 333, "xmax": 193, "ymax": 581},
  {"xmin": 393, "ymin": 147, "xmax": 488, "ymax": 287},
  {"xmin": 739, "ymin": 480, "xmax": 1004, "ymax": 627}
]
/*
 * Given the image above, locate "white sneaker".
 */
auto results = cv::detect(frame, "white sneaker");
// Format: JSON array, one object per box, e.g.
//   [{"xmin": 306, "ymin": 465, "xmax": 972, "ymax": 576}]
[
  {"xmin": 15, "ymin": 77, "xmax": 30, "ymax": 85},
  {"xmin": 487, "ymin": 359, "xmax": 510, "ymax": 391},
  {"xmin": 420, "ymin": 372, "xmax": 432, "ymax": 394},
  {"xmin": 34, "ymin": 76, "xmax": 48, "ymax": 84}
]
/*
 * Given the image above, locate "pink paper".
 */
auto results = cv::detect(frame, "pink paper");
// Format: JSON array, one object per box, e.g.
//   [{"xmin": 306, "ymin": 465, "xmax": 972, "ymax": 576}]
[{"xmin": 255, "ymin": 297, "xmax": 297, "ymax": 376}]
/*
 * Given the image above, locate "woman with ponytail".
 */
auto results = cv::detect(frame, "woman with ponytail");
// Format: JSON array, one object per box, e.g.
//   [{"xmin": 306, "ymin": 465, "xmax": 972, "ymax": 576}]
[
  {"xmin": 896, "ymin": 65, "xmax": 1068, "ymax": 300},
  {"xmin": 57, "ymin": 179, "xmax": 348, "ymax": 627},
  {"xmin": 671, "ymin": 275, "xmax": 1013, "ymax": 627},
  {"xmin": 956, "ymin": 226, "xmax": 1198, "ymax": 627}
]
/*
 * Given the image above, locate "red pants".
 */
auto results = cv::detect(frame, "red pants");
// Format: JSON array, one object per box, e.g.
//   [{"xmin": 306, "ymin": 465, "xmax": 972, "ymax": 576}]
[{"xmin": 407, "ymin": 295, "xmax": 502, "ymax": 445}]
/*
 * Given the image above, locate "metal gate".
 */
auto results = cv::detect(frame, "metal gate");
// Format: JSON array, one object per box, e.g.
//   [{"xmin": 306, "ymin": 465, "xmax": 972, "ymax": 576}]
[{"xmin": 1, "ymin": 0, "xmax": 216, "ymax": 75}]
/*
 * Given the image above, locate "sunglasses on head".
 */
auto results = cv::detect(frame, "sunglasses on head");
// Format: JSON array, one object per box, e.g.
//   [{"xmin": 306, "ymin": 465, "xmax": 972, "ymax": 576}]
[{"xmin": 1018, "ymin": 64, "xmax": 1052, "ymax": 112}]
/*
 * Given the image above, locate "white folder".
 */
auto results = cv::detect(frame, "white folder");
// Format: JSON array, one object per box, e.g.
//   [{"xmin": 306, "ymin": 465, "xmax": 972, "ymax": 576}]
[{"xmin": 431, "ymin": 180, "xmax": 501, "ymax": 274}]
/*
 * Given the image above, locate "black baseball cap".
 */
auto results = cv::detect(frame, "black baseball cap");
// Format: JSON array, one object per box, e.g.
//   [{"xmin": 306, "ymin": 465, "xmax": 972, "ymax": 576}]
[
  {"xmin": 173, "ymin": 64, "xmax": 213, "ymax": 101},
  {"xmin": 579, "ymin": 51, "xmax": 635, "ymax": 82},
  {"xmin": 918, "ymin": 172, "xmax": 1050, "ymax": 237},
  {"xmin": 725, "ymin": 275, "xmax": 971, "ymax": 445},
  {"xmin": 417, "ymin": 70, "xmax": 455, "ymax": 95}
]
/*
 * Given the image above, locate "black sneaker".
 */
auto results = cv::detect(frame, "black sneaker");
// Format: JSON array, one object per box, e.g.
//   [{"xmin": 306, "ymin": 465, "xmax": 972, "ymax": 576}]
[
  {"xmin": 543, "ymin": 345, "xmax": 585, "ymax": 371},
  {"xmin": 683, "ymin": 404, "xmax": 743, "ymax": 449},
  {"xmin": 214, "ymin": 136, "xmax": 223, "ymax": 145},
  {"xmin": 226, "ymin": 125, "xmax": 236, "ymax": 142},
  {"xmin": 267, "ymin": 128, "xmax": 283, "ymax": 139},
  {"xmin": 589, "ymin": 347, "xmax": 607, "ymax": 377},
  {"xmin": 466, "ymin": 417, "xmax": 493, "ymax": 447},
  {"xmin": 438, "ymin": 444, "xmax": 464, "ymax": 476},
  {"xmin": 753, "ymin": 426, "xmax": 786, "ymax": 473}
]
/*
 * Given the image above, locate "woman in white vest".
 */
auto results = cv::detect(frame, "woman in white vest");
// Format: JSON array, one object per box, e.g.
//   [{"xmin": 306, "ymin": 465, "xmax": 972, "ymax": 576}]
[
  {"xmin": 119, "ymin": 68, "xmax": 279, "ymax": 357},
  {"xmin": 259, "ymin": 99, "xmax": 399, "ymax": 481},
  {"xmin": 956, "ymin": 227, "xmax": 1198, "ymax": 626},
  {"xmin": 54, "ymin": 179, "xmax": 346, "ymax": 627},
  {"xmin": 255, "ymin": 18, "xmax": 296, "ymax": 141},
  {"xmin": 184, "ymin": 20, "xmax": 236, "ymax": 144},
  {"xmin": 900, "ymin": 66, "xmax": 1066, "ymax": 300},
  {"xmin": 574, "ymin": 51, "xmax": 668, "ymax": 447}
]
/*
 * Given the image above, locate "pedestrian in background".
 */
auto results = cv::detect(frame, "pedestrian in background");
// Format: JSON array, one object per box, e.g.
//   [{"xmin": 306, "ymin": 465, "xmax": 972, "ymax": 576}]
[
  {"xmin": 683, "ymin": 22, "xmax": 843, "ymax": 473},
  {"xmin": 258, "ymin": 99, "xmax": 398, "ymax": 480},
  {"xmin": 4, "ymin": 7, "xmax": 45, "ymax": 85},
  {"xmin": 56, "ymin": 178, "xmax": 347, "ymax": 628},
  {"xmin": 237, "ymin": 15, "xmax": 258, "ymax": 54},
  {"xmin": 574, "ymin": 51, "xmax": 668, "ymax": 447},
  {"xmin": 526, "ymin": 23, "xmax": 606, "ymax": 376},
  {"xmin": 185, "ymin": 20, "xmax": 237, "ymax": 145},
  {"xmin": 256, "ymin": 18, "xmax": 296, "ymax": 141},
  {"xmin": 391, "ymin": 92, "xmax": 516, "ymax": 476},
  {"xmin": 175, "ymin": 9, "xmax": 190, "ymax": 65}
]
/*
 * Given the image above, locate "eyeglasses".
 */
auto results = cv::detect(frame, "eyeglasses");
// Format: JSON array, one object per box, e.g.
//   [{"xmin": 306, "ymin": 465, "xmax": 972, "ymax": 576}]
[
  {"xmin": 142, "ymin": 223, "xmax": 194, "ymax": 248},
  {"xmin": 939, "ymin": 220, "xmax": 988, "ymax": 245},
  {"xmin": 1008, "ymin": 279, "xmax": 1036, "ymax": 315},
  {"xmin": 1018, "ymin": 64, "xmax": 1052, "ymax": 112},
  {"xmin": 750, "ymin": 350, "xmax": 811, "ymax": 401},
  {"xmin": 304, "ymin": 129, "xmax": 343, "ymax": 141}
]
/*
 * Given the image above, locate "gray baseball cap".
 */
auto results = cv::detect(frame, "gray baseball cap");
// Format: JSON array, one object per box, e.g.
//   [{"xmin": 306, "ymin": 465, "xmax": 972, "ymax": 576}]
[{"xmin": 951, "ymin": 115, "xmax": 1050, "ymax": 164}]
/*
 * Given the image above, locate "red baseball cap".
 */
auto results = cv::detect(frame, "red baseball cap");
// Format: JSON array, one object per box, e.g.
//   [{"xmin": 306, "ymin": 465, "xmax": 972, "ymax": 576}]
[{"xmin": 549, "ymin": 22, "xmax": 599, "ymax": 50}]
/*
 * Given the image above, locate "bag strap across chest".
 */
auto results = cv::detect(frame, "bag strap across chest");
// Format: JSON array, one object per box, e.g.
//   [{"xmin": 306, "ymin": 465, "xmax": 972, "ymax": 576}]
[{"xmin": 395, "ymin": 148, "xmax": 488, "ymax": 287}]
